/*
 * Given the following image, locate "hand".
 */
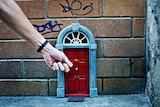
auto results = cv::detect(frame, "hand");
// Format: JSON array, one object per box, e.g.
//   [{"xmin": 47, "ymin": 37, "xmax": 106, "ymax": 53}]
[
  {"xmin": 0, "ymin": 0, "xmax": 73, "ymax": 72},
  {"xmin": 41, "ymin": 43, "xmax": 73, "ymax": 72}
]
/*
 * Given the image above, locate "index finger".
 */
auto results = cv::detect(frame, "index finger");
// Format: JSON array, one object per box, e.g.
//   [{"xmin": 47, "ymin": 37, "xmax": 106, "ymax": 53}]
[{"xmin": 62, "ymin": 55, "xmax": 73, "ymax": 68}]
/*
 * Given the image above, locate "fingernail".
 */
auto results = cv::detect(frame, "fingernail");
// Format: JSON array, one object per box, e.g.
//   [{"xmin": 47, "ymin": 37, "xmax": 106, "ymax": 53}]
[
  {"xmin": 65, "ymin": 70, "xmax": 69, "ymax": 73},
  {"xmin": 69, "ymin": 61, "xmax": 73, "ymax": 67}
]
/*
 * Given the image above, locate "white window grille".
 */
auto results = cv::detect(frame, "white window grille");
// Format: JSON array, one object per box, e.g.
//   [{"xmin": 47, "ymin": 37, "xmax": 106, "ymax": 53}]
[{"xmin": 63, "ymin": 31, "xmax": 89, "ymax": 45}]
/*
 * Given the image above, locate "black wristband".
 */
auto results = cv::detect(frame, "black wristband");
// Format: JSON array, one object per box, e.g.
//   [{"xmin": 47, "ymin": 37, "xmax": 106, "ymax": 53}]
[{"xmin": 37, "ymin": 40, "xmax": 48, "ymax": 53}]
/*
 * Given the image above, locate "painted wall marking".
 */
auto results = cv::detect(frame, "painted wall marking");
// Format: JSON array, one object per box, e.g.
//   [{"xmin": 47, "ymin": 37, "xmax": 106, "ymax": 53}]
[
  {"xmin": 33, "ymin": 21, "xmax": 63, "ymax": 35},
  {"xmin": 60, "ymin": 0, "xmax": 93, "ymax": 16}
]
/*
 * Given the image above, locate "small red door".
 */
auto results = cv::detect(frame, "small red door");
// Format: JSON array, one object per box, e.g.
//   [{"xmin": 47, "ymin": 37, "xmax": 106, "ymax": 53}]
[{"xmin": 64, "ymin": 48, "xmax": 89, "ymax": 96}]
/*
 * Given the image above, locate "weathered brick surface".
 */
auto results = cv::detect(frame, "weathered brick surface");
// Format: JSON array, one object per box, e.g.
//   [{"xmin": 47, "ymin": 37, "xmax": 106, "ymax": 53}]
[
  {"xmin": 103, "ymin": 78, "xmax": 146, "ymax": 94},
  {"xmin": 97, "ymin": 59, "xmax": 130, "ymax": 77},
  {"xmin": 0, "ymin": 61, "xmax": 21, "ymax": 79},
  {"xmin": 104, "ymin": 39, "xmax": 145, "ymax": 57},
  {"xmin": 104, "ymin": 0, "xmax": 145, "ymax": 17},
  {"xmin": 24, "ymin": 60, "xmax": 57, "ymax": 78},
  {"xmin": 133, "ymin": 19, "xmax": 146, "ymax": 37},
  {"xmin": 131, "ymin": 58, "xmax": 146, "ymax": 77},
  {"xmin": 0, "ymin": 0, "xmax": 146, "ymax": 96},
  {"xmin": 0, "ymin": 19, "xmax": 73, "ymax": 40},
  {"xmin": 96, "ymin": 39, "xmax": 103, "ymax": 58},
  {"xmin": 97, "ymin": 79, "xmax": 103, "ymax": 95},
  {"xmin": 31, "ymin": 20, "xmax": 73, "ymax": 38},
  {"xmin": 0, "ymin": 22, "xmax": 20, "ymax": 40},
  {"xmin": 0, "ymin": 41, "xmax": 41, "ymax": 58},
  {"xmin": 0, "ymin": 40, "xmax": 56, "ymax": 59},
  {"xmin": 16, "ymin": 0, "xmax": 45, "ymax": 19},
  {"xmin": 49, "ymin": 79, "xmax": 57, "ymax": 96},
  {"xmin": 47, "ymin": 0, "xmax": 100, "ymax": 18},
  {"xmin": 0, "ymin": 79, "xmax": 48, "ymax": 96},
  {"xmin": 78, "ymin": 19, "xmax": 131, "ymax": 37}
]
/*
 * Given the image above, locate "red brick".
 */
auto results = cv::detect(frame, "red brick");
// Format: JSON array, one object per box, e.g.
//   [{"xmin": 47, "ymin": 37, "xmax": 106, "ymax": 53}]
[
  {"xmin": 133, "ymin": 19, "xmax": 146, "ymax": 37},
  {"xmin": 104, "ymin": 0, "xmax": 145, "ymax": 17},
  {"xmin": 0, "ymin": 40, "xmax": 56, "ymax": 59},
  {"xmin": 47, "ymin": 0, "xmax": 100, "ymax": 17},
  {"xmin": 0, "ymin": 41, "xmax": 41, "ymax": 58},
  {"xmin": 0, "ymin": 61, "xmax": 21, "ymax": 79},
  {"xmin": 96, "ymin": 39, "xmax": 103, "ymax": 57},
  {"xmin": 97, "ymin": 79, "xmax": 103, "ymax": 95},
  {"xmin": 104, "ymin": 39, "xmax": 145, "ymax": 57},
  {"xmin": 16, "ymin": 0, "xmax": 45, "ymax": 19},
  {"xmin": 78, "ymin": 18, "xmax": 131, "ymax": 37},
  {"xmin": 0, "ymin": 22, "xmax": 20, "ymax": 39},
  {"xmin": 0, "ymin": 79, "xmax": 48, "ymax": 96},
  {"xmin": 103, "ymin": 78, "xmax": 145, "ymax": 94},
  {"xmin": 24, "ymin": 60, "xmax": 57, "ymax": 78},
  {"xmin": 97, "ymin": 59, "xmax": 130, "ymax": 77},
  {"xmin": 131, "ymin": 58, "xmax": 146, "ymax": 77},
  {"xmin": 49, "ymin": 79, "xmax": 57, "ymax": 96}
]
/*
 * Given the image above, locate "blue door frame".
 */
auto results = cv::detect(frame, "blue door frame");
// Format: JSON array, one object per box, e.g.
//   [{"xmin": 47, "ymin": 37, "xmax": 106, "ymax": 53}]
[{"xmin": 56, "ymin": 23, "xmax": 97, "ymax": 97}]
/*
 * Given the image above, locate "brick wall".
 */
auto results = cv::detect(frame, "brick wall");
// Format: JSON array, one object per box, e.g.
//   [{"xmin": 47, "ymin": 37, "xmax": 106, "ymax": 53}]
[{"xmin": 0, "ymin": 0, "xmax": 146, "ymax": 96}]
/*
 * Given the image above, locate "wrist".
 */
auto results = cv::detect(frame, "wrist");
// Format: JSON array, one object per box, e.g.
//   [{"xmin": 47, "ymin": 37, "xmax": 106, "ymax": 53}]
[{"xmin": 37, "ymin": 40, "xmax": 49, "ymax": 53}]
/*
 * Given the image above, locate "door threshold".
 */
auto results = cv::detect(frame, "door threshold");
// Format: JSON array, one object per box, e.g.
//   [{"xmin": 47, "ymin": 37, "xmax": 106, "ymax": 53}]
[{"xmin": 65, "ymin": 93, "xmax": 89, "ymax": 97}]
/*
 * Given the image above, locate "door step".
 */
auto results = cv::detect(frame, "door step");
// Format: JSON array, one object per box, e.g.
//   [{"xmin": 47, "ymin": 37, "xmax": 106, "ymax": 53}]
[{"xmin": 68, "ymin": 96, "xmax": 85, "ymax": 102}]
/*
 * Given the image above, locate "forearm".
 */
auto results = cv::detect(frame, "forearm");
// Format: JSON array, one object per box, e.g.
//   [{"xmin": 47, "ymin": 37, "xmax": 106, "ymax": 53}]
[
  {"xmin": 0, "ymin": 0, "xmax": 73, "ymax": 72},
  {"xmin": 0, "ymin": 0, "xmax": 45, "ymax": 48}
]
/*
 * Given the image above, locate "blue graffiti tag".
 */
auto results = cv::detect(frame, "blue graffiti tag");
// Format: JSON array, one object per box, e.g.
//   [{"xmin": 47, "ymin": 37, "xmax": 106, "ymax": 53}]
[
  {"xmin": 33, "ymin": 21, "xmax": 63, "ymax": 35},
  {"xmin": 60, "ymin": 0, "xmax": 93, "ymax": 16}
]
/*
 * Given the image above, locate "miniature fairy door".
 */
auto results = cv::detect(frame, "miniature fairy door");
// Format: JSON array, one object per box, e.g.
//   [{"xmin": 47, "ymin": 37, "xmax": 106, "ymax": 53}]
[
  {"xmin": 56, "ymin": 23, "xmax": 97, "ymax": 97},
  {"xmin": 64, "ymin": 48, "xmax": 89, "ymax": 96}
]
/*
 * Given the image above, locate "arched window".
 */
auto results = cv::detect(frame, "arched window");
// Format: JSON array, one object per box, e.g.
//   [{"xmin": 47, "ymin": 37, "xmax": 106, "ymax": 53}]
[{"xmin": 63, "ymin": 31, "xmax": 89, "ymax": 45}]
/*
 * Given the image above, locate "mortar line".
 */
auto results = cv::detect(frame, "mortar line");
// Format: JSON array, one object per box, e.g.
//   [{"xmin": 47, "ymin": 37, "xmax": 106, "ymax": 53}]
[
  {"xmin": 21, "ymin": 59, "xmax": 25, "ymax": 79},
  {"xmin": 101, "ymin": 0, "xmax": 104, "ymax": 16},
  {"xmin": 47, "ymin": 79, "xmax": 50, "ymax": 96},
  {"xmin": 131, "ymin": 17, "xmax": 134, "ymax": 38},
  {"xmin": 44, "ymin": 0, "xmax": 48, "ymax": 19},
  {"xmin": 130, "ymin": 58, "xmax": 134, "ymax": 77}
]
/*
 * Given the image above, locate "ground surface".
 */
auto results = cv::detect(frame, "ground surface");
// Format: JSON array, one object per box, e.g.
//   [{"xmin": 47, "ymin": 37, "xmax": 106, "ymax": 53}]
[{"xmin": 0, "ymin": 94, "xmax": 150, "ymax": 107}]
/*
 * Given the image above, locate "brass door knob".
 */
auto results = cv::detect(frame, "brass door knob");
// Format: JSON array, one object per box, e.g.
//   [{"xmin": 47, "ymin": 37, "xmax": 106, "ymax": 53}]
[{"xmin": 74, "ymin": 59, "xmax": 79, "ymax": 62}]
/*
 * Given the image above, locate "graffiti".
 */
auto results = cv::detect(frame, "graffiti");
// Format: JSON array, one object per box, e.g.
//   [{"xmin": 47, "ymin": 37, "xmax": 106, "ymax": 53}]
[
  {"xmin": 33, "ymin": 21, "xmax": 63, "ymax": 35},
  {"xmin": 60, "ymin": 0, "xmax": 93, "ymax": 16}
]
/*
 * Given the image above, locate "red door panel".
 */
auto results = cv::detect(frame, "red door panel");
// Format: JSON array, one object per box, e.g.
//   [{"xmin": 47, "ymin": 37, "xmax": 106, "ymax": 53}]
[
  {"xmin": 79, "ymin": 61, "xmax": 87, "ymax": 75},
  {"xmin": 64, "ymin": 48, "xmax": 89, "ymax": 96},
  {"xmin": 68, "ymin": 78, "xmax": 76, "ymax": 91},
  {"xmin": 79, "ymin": 78, "xmax": 88, "ymax": 91}
]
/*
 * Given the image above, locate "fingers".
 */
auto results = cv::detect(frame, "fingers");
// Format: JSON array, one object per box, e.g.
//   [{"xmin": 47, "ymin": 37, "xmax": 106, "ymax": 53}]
[
  {"xmin": 63, "ymin": 63, "xmax": 70, "ymax": 73},
  {"xmin": 51, "ymin": 62, "xmax": 70, "ymax": 72},
  {"xmin": 41, "ymin": 46, "xmax": 72, "ymax": 72},
  {"xmin": 51, "ymin": 62, "xmax": 59, "ymax": 70},
  {"xmin": 60, "ymin": 52, "xmax": 73, "ymax": 68},
  {"xmin": 57, "ymin": 62, "xmax": 64, "ymax": 71},
  {"xmin": 64, "ymin": 57, "xmax": 73, "ymax": 68}
]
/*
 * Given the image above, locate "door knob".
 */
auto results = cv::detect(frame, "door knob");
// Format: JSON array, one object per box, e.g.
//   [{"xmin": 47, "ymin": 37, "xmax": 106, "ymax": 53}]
[
  {"xmin": 75, "ymin": 67, "xmax": 78, "ymax": 71},
  {"xmin": 74, "ymin": 59, "xmax": 79, "ymax": 62}
]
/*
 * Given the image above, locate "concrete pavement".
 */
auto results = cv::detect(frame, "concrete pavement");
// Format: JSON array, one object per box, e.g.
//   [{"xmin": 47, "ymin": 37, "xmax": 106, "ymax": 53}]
[{"xmin": 0, "ymin": 94, "xmax": 150, "ymax": 107}]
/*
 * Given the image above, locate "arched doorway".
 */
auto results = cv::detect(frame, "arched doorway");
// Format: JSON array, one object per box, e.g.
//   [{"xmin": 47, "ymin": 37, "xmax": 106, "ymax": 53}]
[{"xmin": 56, "ymin": 23, "xmax": 97, "ymax": 97}]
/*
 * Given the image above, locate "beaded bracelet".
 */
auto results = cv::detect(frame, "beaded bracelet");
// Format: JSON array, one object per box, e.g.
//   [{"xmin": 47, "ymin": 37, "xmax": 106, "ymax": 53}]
[{"xmin": 37, "ymin": 40, "xmax": 48, "ymax": 53}]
